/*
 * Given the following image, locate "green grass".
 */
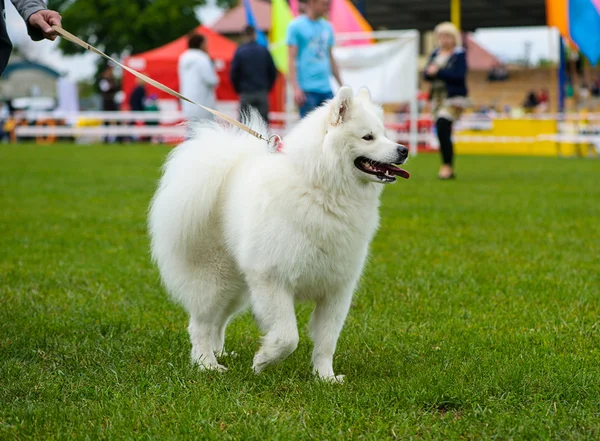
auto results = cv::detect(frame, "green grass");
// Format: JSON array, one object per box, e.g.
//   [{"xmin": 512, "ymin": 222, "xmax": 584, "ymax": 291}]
[{"xmin": 1, "ymin": 144, "xmax": 600, "ymax": 440}]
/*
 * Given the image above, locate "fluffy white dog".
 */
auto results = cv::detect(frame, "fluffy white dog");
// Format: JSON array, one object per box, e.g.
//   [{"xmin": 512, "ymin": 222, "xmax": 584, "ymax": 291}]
[{"xmin": 149, "ymin": 87, "xmax": 409, "ymax": 381}]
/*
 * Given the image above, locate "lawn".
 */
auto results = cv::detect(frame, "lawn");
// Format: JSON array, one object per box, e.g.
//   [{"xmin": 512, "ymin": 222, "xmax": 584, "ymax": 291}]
[{"xmin": 1, "ymin": 144, "xmax": 599, "ymax": 440}]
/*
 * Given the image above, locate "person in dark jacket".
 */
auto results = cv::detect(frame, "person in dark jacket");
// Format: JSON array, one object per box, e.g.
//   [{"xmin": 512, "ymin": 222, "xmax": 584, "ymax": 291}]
[
  {"xmin": 0, "ymin": 0, "xmax": 62, "ymax": 76},
  {"xmin": 230, "ymin": 26, "xmax": 277, "ymax": 123},
  {"xmin": 128, "ymin": 76, "xmax": 147, "ymax": 142},
  {"xmin": 99, "ymin": 66, "xmax": 119, "ymax": 112},
  {"xmin": 98, "ymin": 65, "xmax": 121, "ymax": 143},
  {"xmin": 424, "ymin": 22, "xmax": 468, "ymax": 180},
  {"xmin": 129, "ymin": 77, "xmax": 146, "ymax": 112}
]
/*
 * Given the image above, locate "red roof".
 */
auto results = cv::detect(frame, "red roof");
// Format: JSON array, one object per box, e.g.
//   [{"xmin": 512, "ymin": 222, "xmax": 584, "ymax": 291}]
[{"xmin": 465, "ymin": 34, "xmax": 502, "ymax": 70}]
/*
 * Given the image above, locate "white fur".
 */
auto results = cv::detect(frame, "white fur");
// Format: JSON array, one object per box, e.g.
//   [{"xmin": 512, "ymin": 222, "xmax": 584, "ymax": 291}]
[{"xmin": 149, "ymin": 87, "xmax": 406, "ymax": 381}]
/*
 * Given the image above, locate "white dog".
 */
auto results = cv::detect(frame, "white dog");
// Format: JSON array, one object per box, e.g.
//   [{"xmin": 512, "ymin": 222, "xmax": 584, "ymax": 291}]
[{"xmin": 149, "ymin": 87, "xmax": 409, "ymax": 381}]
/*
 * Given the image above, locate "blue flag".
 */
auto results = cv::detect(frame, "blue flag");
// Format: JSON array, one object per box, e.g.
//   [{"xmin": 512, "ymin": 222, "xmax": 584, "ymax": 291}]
[{"xmin": 243, "ymin": 0, "xmax": 269, "ymax": 47}]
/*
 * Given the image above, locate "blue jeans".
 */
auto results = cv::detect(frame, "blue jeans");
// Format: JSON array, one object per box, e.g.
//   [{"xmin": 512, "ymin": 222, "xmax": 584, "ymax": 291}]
[{"xmin": 300, "ymin": 91, "xmax": 334, "ymax": 118}]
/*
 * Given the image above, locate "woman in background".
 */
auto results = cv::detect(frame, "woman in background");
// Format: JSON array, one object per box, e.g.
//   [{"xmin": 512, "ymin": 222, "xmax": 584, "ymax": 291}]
[{"xmin": 424, "ymin": 22, "xmax": 468, "ymax": 180}]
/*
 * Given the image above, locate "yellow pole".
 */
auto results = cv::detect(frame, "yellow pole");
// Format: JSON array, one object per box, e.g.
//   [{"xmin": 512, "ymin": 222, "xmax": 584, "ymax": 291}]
[{"xmin": 451, "ymin": 0, "xmax": 461, "ymax": 30}]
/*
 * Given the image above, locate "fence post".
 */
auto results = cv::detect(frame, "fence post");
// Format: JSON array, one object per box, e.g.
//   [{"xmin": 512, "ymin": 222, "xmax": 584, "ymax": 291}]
[
  {"xmin": 451, "ymin": 0, "xmax": 461, "ymax": 30},
  {"xmin": 558, "ymin": 36, "xmax": 566, "ymax": 113}
]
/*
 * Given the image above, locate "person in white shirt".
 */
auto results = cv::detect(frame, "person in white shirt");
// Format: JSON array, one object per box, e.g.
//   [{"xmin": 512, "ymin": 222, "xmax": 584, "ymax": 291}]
[{"xmin": 178, "ymin": 33, "xmax": 219, "ymax": 121}]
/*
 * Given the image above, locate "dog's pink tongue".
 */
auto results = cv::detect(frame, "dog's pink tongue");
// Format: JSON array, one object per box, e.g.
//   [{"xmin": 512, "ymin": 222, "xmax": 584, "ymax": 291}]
[
  {"xmin": 397, "ymin": 169, "xmax": 410, "ymax": 179},
  {"xmin": 378, "ymin": 163, "xmax": 410, "ymax": 179}
]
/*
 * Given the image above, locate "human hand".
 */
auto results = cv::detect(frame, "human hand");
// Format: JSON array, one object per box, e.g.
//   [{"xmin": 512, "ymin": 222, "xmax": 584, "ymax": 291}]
[
  {"xmin": 426, "ymin": 64, "xmax": 439, "ymax": 76},
  {"xmin": 294, "ymin": 87, "xmax": 306, "ymax": 106},
  {"xmin": 28, "ymin": 10, "xmax": 62, "ymax": 41}
]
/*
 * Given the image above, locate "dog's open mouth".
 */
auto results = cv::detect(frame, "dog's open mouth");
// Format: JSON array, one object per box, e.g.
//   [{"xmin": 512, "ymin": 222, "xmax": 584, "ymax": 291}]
[{"xmin": 354, "ymin": 157, "xmax": 410, "ymax": 182}]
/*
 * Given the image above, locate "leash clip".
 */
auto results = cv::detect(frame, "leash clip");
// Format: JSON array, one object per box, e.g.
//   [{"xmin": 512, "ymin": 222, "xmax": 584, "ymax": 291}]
[{"xmin": 267, "ymin": 134, "xmax": 284, "ymax": 153}]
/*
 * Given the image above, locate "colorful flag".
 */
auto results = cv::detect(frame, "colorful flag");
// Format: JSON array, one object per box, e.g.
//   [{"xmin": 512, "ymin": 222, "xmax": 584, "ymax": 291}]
[
  {"xmin": 242, "ymin": 0, "xmax": 268, "ymax": 47},
  {"xmin": 329, "ymin": 0, "xmax": 372, "ymax": 33},
  {"xmin": 546, "ymin": 0, "xmax": 600, "ymax": 64},
  {"xmin": 289, "ymin": 0, "xmax": 299, "ymax": 16},
  {"xmin": 270, "ymin": 0, "xmax": 294, "ymax": 74},
  {"xmin": 329, "ymin": 0, "xmax": 373, "ymax": 46}
]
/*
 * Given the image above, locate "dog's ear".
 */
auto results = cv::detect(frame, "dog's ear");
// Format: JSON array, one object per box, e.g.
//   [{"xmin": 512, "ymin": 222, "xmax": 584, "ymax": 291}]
[
  {"xmin": 357, "ymin": 87, "xmax": 371, "ymax": 102},
  {"xmin": 330, "ymin": 86, "xmax": 353, "ymax": 126}
]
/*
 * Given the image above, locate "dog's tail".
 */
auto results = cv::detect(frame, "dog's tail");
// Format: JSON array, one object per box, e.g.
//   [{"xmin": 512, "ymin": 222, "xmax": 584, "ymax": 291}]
[{"xmin": 149, "ymin": 109, "xmax": 268, "ymax": 266}]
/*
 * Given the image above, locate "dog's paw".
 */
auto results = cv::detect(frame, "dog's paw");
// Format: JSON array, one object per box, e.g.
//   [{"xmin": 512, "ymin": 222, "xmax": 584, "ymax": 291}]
[
  {"xmin": 200, "ymin": 362, "xmax": 229, "ymax": 372},
  {"xmin": 318, "ymin": 374, "xmax": 345, "ymax": 383},
  {"xmin": 192, "ymin": 358, "xmax": 228, "ymax": 372},
  {"xmin": 252, "ymin": 360, "xmax": 267, "ymax": 374},
  {"xmin": 216, "ymin": 350, "xmax": 238, "ymax": 358}
]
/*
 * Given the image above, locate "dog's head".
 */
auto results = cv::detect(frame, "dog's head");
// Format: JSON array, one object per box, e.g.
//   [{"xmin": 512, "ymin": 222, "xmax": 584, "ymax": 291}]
[{"xmin": 325, "ymin": 87, "xmax": 409, "ymax": 184}]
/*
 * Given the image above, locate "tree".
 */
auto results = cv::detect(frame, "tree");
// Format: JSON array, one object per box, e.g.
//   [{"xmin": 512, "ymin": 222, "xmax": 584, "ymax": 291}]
[
  {"xmin": 537, "ymin": 58, "xmax": 555, "ymax": 68},
  {"xmin": 48, "ymin": 0, "xmax": 236, "ymax": 58}
]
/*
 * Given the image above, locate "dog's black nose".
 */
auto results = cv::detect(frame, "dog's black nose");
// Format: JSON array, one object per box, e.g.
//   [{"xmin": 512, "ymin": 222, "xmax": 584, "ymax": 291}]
[{"xmin": 397, "ymin": 144, "xmax": 409, "ymax": 162}]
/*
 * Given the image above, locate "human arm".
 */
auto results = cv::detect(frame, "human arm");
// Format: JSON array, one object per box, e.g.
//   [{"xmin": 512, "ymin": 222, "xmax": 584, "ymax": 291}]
[
  {"xmin": 230, "ymin": 50, "xmax": 242, "ymax": 94},
  {"xmin": 423, "ymin": 52, "xmax": 438, "ymax": 81},
  {"xmin": 328, "ymin": 26, "xmax": 342, "ymax": 86},
  {"xmin": 287, "ymin": 22, "xmax": 305, "ymax": 106},
  {"xmin": 11, "ymin": 0, "xmax": 62, "ymax": 41},
  {"xmin": 329, "ymin": 48, "xmax": 342, "ymax": 87},
  {"xmin": 199, "ymin": 56, "xmax": 220, "ymax": 88},
  {"xmin": 288, "ymin": 45, "xmax": 305, "ymax": 105},
  {"xmin": 266, "ymin": 49, "xmax": 277, "ymax": 91},
  {"xmin": 436, "ymin": 51, "xmax": 467, "ymax": 83}
]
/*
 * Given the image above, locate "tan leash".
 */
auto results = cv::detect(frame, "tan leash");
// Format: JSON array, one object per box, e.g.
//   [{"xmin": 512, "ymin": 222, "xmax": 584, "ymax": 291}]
[{"xmin": 52, "ymin": 25, "xmax": 282, "ymax": 150}]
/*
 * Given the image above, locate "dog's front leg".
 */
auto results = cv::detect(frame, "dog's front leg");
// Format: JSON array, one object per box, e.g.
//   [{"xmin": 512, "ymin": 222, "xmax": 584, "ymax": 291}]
[
  {"xmin": 250, "ymin": 278, "xmax": 299, "ymax": 374},
  {"xmin": 310, "ymin": 291, "xmax": 353, "ymax": 382}
]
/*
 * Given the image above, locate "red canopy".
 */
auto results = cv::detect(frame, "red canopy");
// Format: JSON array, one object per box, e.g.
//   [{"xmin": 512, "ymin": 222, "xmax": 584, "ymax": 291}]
[{"xmin": 122, "ymin": 25, "xmax": 238, "ymax": 108}]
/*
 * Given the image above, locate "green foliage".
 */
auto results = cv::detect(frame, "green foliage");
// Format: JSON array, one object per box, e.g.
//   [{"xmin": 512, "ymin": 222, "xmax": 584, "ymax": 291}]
[
  {"xmin": 1, "ymin": 146, "xmax": 600, "ymax": 439},
  {"xmin": 537, "ymin": 58, "xmax": 555, "ymax": 68},
  {"xmin": 77, "ymin": 79, "xmax": 96, "ymax": 98},
  {"xmin": 48, "ymin": 0, "xmax": 235, "ymax": 58}
]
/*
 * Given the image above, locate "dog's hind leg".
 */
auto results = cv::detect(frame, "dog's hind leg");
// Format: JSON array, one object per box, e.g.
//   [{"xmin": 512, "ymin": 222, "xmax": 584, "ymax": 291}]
[
  {"xmin": 310, "ymin": 291, "xmax": 353, "ymax": 382},
  {"xmin": 184, "ymin": 277, "xmax": 231, "ymax": 371},
  {"xmin": 249, "ymin": 278, "xmax": 299, "ymax": 374},
  {"xmin": 213, "ymin": 290, "xmax": 249, "ymax": 358},
  {"xmin": 188, "ymin": 315, "xmax": 224, "ymax": 371},
  {"xmin": 187, "ymin": 301, "xmax": 233, "ymax": 371}
]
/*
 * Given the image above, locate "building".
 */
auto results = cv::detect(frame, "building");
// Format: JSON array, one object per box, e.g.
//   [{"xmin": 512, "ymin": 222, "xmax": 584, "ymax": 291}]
[
  {"xmin": 361, "ymin": 0, "xmax": 546, "ymax": 32},
  {"xmin": 0, "ymin": 56, "xmax": 61, "ymax": 101}
]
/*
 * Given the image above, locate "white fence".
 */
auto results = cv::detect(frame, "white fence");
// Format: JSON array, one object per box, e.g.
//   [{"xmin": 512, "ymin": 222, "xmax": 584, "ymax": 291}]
[{"xmin": 10, "ymin": 110, "xmax": 600, "ymax": 154}]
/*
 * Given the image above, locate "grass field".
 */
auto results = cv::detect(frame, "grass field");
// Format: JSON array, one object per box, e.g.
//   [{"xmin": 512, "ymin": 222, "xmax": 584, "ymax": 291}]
[{"xmin": 1, "ymin": 144, "xmax": 599, "ymax": 440}]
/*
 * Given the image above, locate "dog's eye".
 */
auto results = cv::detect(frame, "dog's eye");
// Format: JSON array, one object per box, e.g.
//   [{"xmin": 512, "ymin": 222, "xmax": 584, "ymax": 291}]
[{"xmin": 362, "ymin": 134, "xmax": 374, "ymax": 141}]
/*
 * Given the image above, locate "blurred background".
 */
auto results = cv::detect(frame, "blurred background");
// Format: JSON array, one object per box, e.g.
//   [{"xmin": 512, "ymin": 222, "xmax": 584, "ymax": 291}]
[{"xmin": 1, "ymin": 0, "xmax": 599, "ymax": 157}]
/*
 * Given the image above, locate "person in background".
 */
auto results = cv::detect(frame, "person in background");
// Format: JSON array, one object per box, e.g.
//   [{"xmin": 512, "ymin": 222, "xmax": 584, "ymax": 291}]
[
  {"xmin": 591, "ymin": 76, "xmax": 600, "ymax": 110},
  {"xmin": 128, "ymin": 76, "xmax": 147, "ymax": 142},
  {"xmin": 0, "ymin": 0, "xmax": 62, "ymax": 76},
  {"xmin": 523, "ymin": 90, "xmax": 539, "ymax": 113},
  {"xmin": 591, "ymin": 75, "xmax": 600, "ymax": 97},
  {"xmin": 538, "ymin": 87, "xmax": 549, "ymax": 112},
  {"xmin": 487, "ymin": 62, "xmax": 508, "ymax": 82},
  {"xmin": 423, "ymin": 21, "xmax": 468, "ymax": 180},
  {"xmin": 129, "ymin": 77, "xmax": 146, "ymax": 112},
  {"xmin": 145, "ymin": 94, "xmax": 160, "ymax": 144},
  {"xmin": 98, "ymin": 65, "xmax": 120, "ymax": 143},
  {"xmin": 99, "ymin": 66, "xmax": 119, "ymax": 111},
  {"xmin": 578, "ymin": 83, "xmax": 590, "ymax": 110},
  {"xmin": 178, "ymin": 33, "xmax": 219, "ymax": 124},
  {"xmin": 230, "ymin": 25, "xmax": 277, "ymax": 123},
  {"xmin": 287, "ymin": 0, "xmax": 342, "ymax": 118}
]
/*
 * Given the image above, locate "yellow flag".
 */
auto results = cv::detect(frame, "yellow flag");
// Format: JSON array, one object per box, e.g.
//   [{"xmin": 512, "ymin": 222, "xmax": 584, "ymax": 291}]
[{"xmin": 270, "ymin": 0, "xmax": 294, "ymax": 74}]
